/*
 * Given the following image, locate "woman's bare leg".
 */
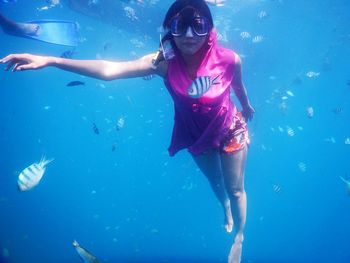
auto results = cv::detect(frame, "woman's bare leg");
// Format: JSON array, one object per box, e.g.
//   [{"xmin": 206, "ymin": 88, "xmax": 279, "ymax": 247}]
[
  {"xmin": 192, "ymin": 150, "xmax": 234, "ymax": 233},
  {"xmin": 220, "ymin": 146, "xmax": 248, "ymax": 263}
]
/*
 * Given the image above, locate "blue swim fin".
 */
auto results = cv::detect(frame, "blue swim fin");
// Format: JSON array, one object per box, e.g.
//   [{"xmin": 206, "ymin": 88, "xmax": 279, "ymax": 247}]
[{"xmin": 19, "ymin": 20, "xmax": 80, "ymax": 46}]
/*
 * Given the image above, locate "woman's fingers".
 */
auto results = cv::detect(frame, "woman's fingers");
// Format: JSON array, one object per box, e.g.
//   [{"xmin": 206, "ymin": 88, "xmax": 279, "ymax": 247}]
[
  {"xmin": 4, "ymin": 60, "xmax": 18, "ymax": 71},
  {"xmin": 1, "ymin": 54, "xmax": 35, "ymax": 71},
  {"xmin": 1, "ymin": 54, "xmax": 22, "ymax": 64},
  {"xmin": 16, "ymin": 63, "xmax": 34, "ymax": 71},
  {"xmin": 13, "ymin": 63, "xmax": 25, "ymax": 72},
  {"xmin": 6, "ymin": 54, "xmax": 51, "ymax": 71},
  {"xmin": 5, "ymin": 59, "xmax": 25, "ymax": 71},
  {"xmin": 0, "ymin": 54, "xmax": 13, "ymax": 64},
  {"xmin": 1, "ymin": 54, "xmax": 27, "ymax": 63}
]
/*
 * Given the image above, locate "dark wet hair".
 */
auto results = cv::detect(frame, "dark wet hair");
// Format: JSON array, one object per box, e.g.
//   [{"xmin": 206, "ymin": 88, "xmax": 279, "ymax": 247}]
[{"xmin": 162, "ymin": 0, "xmax": 214, "ymax": 31}]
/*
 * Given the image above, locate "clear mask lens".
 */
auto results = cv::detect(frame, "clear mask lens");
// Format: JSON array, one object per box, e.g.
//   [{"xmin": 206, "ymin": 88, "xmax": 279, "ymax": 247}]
[{"xmin": 170, "ymin": 16, "xmax": 209, "ymax": 37}]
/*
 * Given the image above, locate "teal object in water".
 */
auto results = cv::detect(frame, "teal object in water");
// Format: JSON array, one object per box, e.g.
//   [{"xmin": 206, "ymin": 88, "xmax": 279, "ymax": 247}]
[{"xmin": 19, "ymin": 20, "xmax": 80, "ymax": 46}]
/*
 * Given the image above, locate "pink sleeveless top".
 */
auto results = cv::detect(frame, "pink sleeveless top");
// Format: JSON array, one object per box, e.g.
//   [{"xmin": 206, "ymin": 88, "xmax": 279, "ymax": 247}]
[{"xmin": 165, "ymin": 30, "xmax": 238, "ymax": 156}]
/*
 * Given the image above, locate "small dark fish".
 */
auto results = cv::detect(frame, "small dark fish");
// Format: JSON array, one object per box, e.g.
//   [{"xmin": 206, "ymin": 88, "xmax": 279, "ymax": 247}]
[
  {"xmin": 92, "ymin": 123, "xmax": 99, "ymax": 135},
  {"xmin": 112, "ymin": 143, "xmax": 116, "ymax": 152},
  {"xmin": 60, "ymin": 49, "xmax": 75, "ymax": 59},
  {"xmin": 103, "ymin": 42, "xmax": 113, "ymax": 51},
  {"xmin": 67, "ymin": 81, "xmax": 85, "ymax": 87}
]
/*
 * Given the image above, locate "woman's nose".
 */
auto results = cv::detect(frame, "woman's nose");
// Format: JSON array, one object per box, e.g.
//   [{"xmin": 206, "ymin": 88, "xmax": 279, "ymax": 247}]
[{"xmin": 185, "ymin": 26, "xmax": 194, "ymax": 37}]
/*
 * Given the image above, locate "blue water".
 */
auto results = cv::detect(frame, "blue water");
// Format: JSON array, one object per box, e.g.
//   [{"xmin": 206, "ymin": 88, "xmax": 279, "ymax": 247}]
[{"xmin": 1, "ymin": 0, "xmax": 350, "ymax": 262}]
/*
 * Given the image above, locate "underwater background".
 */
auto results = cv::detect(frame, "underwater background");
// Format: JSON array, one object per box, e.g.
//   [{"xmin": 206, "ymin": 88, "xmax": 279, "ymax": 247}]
[{"xmin": 1, "ymin": 0, "xmax": 350, "ymax": 262}]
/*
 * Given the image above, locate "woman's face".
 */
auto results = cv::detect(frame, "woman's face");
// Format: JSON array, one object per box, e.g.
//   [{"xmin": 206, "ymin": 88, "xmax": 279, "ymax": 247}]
[
  {"xmin": 169, "ymin": 7, "xmax": 210, "ymax": 56},
  {"xmin": 173, "ymin": 27, "xmax": 208, "ymax": 56}
]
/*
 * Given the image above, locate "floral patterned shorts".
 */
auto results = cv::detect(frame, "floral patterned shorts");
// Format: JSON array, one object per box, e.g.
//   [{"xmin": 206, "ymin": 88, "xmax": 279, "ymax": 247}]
[{"xmin": 221, "ymin": 112, "xmax": 249, "ymax": 154}]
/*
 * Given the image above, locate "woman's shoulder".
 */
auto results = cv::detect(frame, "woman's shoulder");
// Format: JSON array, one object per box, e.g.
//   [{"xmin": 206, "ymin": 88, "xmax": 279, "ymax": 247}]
[{"xmin": 215, "ymin": 45, "xmax": 238, "ymax": 65}]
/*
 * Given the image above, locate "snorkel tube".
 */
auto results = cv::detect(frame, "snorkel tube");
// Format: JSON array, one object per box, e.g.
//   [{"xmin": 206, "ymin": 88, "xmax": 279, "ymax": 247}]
[{"xmin": 151, "ymin": 32, "xmax": 175, "ymax": 68}]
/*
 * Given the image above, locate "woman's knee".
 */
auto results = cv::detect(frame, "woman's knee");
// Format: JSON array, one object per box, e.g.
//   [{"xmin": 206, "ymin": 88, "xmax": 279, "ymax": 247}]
[{"xmin": 226, "ymin": 187, "xmax": 245, "ymax": 199}]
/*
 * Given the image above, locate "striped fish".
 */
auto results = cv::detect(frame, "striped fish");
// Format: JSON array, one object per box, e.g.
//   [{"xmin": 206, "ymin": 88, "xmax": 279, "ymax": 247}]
[
  {"xmin": 187, "ymin": 75, "xmax": 220, "ymax": 99},
  {"xmin": 17, "ymin": 156, "xmax": 54, "ymax": 191},
  {"xmin": 73, "ymin": 240, "xmax": 101, "ymax": 263}
]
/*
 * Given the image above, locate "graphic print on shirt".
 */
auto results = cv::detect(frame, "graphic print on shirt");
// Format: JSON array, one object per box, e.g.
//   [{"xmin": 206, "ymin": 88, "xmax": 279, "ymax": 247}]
[{"xmin": 187, "ymin": 74, "xmax": 221, "ymax": 99}]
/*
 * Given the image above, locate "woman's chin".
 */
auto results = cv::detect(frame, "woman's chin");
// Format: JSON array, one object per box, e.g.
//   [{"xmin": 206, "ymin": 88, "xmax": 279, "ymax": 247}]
[{"xmin": 180, "ymin": 46, "xmax": 201, "ymax": 56}]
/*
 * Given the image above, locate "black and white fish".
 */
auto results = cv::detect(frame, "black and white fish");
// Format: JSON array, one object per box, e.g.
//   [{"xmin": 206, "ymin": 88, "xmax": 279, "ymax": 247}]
[
  {"xmin": 252, "ymin": 35, "xmax": 264, "ymax": 43},
  {"xmin": 332, "ymin": 107, "xmax": 342, "ymax": 114},
  {"xmin": 272, "ymin": 184, "xmax": 282, "ymax": 193},
  {"xmin": 257, "ymin": 10, "xmax": 268, "ymax": 19},
  {"xmin": 116, "ymin": 116, "xmax": 125, "ymax": 131},
  {"xmin": 17, "ymin": 156, "xmax": 54, "ymax": 191},
  {"xmin": 187, "ymin": 75, "xmax": 220, "ymax": 99},
  {"xmin": 305, "ymin": 71, "xmax": 320, "ymax": 78},
  {"xmin": 286, "ymin": 126, "xmax": 295, "ymax": 137},
  {"xmin": 143, "ymin": 74, "xmax": 155, "ymax": 81},
  {"xmin": 73, "ymin": 240, "xmax": 100, "ymax": 263},
  {"xmin": 240, "ymin": 31, "xmax": 251, "ymax": 39}
]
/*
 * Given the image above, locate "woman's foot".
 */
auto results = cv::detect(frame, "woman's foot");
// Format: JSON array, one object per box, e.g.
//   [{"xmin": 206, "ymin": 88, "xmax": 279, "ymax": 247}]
[{"xmin": 228, "ymin": 233, "xmax": 244, "ymax": 263}]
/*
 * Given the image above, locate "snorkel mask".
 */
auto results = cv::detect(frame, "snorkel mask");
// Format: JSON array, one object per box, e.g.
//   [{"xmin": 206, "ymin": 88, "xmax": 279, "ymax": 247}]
[{"xmin": 169, "ymin": 6, "xmax": 209, "ymax": 37}]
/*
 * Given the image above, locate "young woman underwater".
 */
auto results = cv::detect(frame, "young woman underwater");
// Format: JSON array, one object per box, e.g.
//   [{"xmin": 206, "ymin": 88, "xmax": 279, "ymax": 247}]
[{"xmin": 1, "ymin": 1, "xmax": 254, "ymax": 262}]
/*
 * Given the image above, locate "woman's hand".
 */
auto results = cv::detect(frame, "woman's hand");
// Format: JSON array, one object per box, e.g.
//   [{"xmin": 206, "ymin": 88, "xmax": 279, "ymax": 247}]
[
  {"xmin": 0, "ymin": 53, "xmax": 50, "ymax": 72},
  {"xmin": 242, "ymin": 103, "xmax": 255, "ymax": 122}
]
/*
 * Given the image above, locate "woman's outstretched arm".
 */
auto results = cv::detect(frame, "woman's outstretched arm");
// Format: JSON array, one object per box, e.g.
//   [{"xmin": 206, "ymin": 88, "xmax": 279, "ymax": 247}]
[{"xmin": 0, "ymin": 53, "xmax": 165, "ymax": 80}]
